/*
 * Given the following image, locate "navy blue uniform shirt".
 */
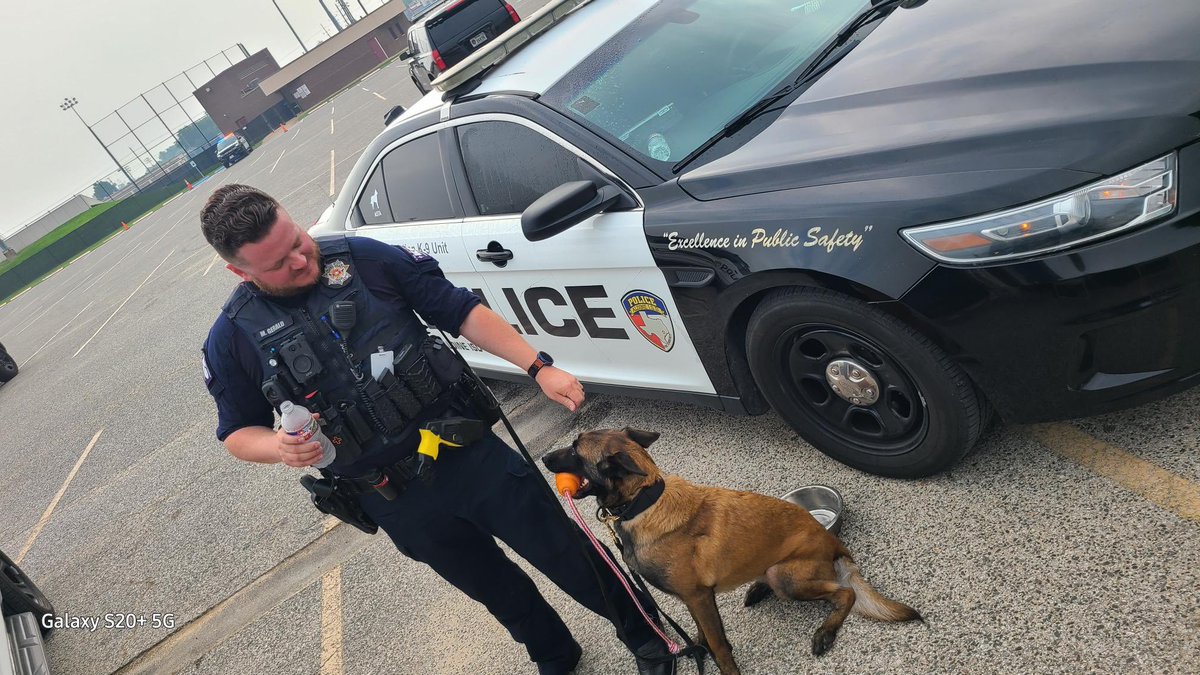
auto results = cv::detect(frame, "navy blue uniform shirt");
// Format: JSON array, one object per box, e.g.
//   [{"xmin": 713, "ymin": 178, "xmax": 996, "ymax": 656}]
[{"xmin": 202, "ymin": 237, "xmax": 481, "ymax": 441}]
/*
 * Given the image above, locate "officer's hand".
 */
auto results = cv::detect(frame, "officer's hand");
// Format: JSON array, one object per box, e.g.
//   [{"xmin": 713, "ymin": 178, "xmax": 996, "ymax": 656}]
[
  {"xmin": 536, "ymin": 366, "xmax": 585, "ymax": 412},
  {"xmin": 276, "ymin": 413, "xmax": 326, "ymax": 468}
]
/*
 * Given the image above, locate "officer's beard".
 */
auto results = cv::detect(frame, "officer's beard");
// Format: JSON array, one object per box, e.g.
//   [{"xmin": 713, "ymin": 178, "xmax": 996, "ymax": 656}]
[{"xmin": 253, "ymin": 248, "xmax": 323, "ymax": 298}]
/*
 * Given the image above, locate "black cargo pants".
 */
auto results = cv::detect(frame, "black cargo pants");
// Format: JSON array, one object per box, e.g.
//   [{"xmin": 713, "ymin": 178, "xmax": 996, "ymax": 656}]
[{"xmin": 357, "ymin": 432, "xmax": 660, "ymax": 672}]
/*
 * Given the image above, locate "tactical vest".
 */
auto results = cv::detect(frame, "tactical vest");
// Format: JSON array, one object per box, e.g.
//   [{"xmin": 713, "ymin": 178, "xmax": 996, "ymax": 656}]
[{"xmin": 222, "ymin": 236, "xmax": 463, "ymax": 474}]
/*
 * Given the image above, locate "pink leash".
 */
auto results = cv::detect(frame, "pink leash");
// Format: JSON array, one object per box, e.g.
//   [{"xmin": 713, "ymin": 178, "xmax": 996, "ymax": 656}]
[{"xmin": 561, "ymin": 492, "xmax": 683, "ymax": 654}]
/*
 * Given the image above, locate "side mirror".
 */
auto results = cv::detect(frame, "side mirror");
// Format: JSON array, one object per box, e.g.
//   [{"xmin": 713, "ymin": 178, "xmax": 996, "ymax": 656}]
[
  {"xmin": 521, "ymin": 180, "xmax": 630, "ymax": 242},
  {"xmin": 383, "ymin": 105, "xmax": 406, "ymax": 126},
  {"xmin": 399, "ymin": 49, "xmax": 412, "ymax": 60}
]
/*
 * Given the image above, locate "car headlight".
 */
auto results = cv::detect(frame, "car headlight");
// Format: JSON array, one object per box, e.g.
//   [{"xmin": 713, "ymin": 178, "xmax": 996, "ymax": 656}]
[{"xmin": 901, "ymin": 154, "xmax": 1177, "ymax": 264}]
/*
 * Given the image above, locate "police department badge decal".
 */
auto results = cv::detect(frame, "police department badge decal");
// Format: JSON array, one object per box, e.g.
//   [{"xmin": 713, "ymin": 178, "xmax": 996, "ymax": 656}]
[
  {"xmin": 622, "ymin": 290, "xmax": 675, "ymax": 352},
  {"xmin": 322, "ymin": 259, "xmax": 352, "ymax": 287}
]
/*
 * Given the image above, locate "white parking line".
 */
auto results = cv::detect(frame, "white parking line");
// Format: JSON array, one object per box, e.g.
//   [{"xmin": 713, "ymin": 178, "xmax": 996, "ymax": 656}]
[
  {"xmin": 203, "ymin": 252, "xmax": 222, "ymax": 276},
  {"xmin": 20, "ymin": 300, "xmax": 96, "ymax": 367},
  {"xmin": 330, "ymin": 118, "xmax": 335, "ymax": 135},
  {"xmin": 162, "ymin": 248, "xmax": 209, "ymax": 276},
  {"xmin": 372, "ymin": 92, "xmax": 386, "ymax": 101},
  {"xmin": 74, "ymin": 249, "xmax": 175, "ymax": 358},
  {"xmin": 16, "ymin": 428, "xmax": 104, "ymax": 565},
  {"xmin": 329, "ymin": 150, "xmax": 336, "ymax": 197},
  {"xmin": 78, "ymin": 243, "xmax": 143, "ymax": 294},
  {"xmin": 279, "ymin": 146, "xmax": 365, "ymax": 204},
  {"xmin": 270, "ymin": 149, "xmax": 287, "ymax": 173},
  {"xmin": 319, "ymin": 517, "xmax": 345, "ymax": 675},
  {"xmin": 361, "ymin": 87, "xmax": 370, "ymax": 91}
]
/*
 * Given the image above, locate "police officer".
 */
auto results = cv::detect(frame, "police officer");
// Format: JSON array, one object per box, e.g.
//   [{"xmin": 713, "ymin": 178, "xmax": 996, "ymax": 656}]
[{"xmin": 199, "ymin": 185, "xmax": 675, "ymax": 675}]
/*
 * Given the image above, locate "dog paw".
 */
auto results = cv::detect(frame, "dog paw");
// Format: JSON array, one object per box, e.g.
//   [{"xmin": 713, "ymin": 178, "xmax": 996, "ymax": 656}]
[
  {"xmin": 742, "ymin": 581, "xmax": 772, "ymax": 607},
  {"xmin": 811, "ymin": 628, "xmax": 838, "ymax": 656}
]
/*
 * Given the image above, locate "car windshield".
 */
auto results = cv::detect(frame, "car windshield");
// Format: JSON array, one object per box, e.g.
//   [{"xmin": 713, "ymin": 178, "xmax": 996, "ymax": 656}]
[
  {"xmin": 541, "ymin": 0, "xmax": 870, "ymax": 169},
  {"xmin": 217, "ymin": 136, "xmax": 238, "ymax": 150}
]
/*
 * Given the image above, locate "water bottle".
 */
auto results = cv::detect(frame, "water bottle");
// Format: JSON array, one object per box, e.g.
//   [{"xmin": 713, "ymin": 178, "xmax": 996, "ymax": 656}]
[{"xmin": 279, "ymin": 400, "xmax": 336, "ymax": 469}]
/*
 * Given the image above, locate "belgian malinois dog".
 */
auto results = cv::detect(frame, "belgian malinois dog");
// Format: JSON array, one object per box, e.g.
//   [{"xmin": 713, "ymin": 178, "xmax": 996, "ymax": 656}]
[{"xmin": 543, "ymin": 428, "xmax": 922, "ymax": 675}]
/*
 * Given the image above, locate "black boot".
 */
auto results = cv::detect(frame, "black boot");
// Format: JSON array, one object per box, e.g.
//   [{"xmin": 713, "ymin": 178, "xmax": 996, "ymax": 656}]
[{"xmin": 633, "ymin": 639, "xmax": 677, "ymax": 675}]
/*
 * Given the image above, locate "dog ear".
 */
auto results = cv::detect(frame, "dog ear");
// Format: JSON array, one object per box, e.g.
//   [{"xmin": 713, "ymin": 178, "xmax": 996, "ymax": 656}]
[
  {"xmin": 623, "ymin": 427, "xmax": 660, "ymax": 449},
  {"xmin": 599, "ymin": 451, "xmax": 648, "ymax": 478}
]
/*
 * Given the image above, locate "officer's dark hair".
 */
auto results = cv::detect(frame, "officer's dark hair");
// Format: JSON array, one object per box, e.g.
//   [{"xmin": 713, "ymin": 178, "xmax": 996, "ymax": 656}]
[{"xmin": 201, "ymin": 184, "xmax": 280, "ymax": 263}]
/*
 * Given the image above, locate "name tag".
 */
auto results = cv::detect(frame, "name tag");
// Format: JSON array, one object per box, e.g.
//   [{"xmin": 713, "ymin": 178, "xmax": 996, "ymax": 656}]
[{"xmin": 370, "ymin": 350, "xmax": 394, "ymax": 381}]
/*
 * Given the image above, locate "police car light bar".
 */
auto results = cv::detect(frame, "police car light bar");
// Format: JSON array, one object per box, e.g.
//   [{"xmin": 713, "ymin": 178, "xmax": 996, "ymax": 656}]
[{"xmin": 432, "ymin": 0, "xmax": 593, "ymax": 94}]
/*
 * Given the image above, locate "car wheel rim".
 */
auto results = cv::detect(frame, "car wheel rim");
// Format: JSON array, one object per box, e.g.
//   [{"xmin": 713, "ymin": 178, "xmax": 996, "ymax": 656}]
[{"xmin": 775, "ymin": 325, "xmax": 927, "ymax": 455}]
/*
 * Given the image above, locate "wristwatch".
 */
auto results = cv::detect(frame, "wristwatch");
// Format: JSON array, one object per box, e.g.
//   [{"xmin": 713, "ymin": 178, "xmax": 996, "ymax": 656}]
[{"xmin": 527, "ymin": 351, "xmax": 554, "ymax": 380}]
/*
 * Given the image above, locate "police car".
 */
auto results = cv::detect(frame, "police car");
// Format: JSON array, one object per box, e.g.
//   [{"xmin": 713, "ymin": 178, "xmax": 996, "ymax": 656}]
[{"xmin": 315, "ymin": 0, "xmax": 1200, "ymax": 477}]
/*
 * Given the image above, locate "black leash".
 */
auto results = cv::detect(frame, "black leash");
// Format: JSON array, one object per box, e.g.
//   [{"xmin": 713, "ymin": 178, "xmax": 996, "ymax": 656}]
[
  {"xmin": 439, "ymin": 330, "xmax": 706, "ymax": 673},
  {"xmin": 600, "ymin": 507, "xmax": 709, "ymax": 673}
]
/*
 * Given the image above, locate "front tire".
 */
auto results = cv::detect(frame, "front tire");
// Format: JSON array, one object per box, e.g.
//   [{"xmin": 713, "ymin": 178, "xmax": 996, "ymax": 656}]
[
  {"xmin": 0, "ymin": 549, "xmax": 55, "ymax": 635},
  {"xmin": 746, "ymin": 287, "xmax": 986, "ymax": 478}
]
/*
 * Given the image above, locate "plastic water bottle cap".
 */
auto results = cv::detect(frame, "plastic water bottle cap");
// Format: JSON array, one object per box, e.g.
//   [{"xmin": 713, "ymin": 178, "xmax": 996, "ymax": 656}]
[{"xmin": 280, "ymin": 401, "xmax": 295, "ymax": 413}]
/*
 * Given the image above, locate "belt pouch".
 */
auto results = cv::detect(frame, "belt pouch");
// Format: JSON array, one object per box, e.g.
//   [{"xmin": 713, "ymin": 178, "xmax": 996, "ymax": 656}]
[
  {"xmin": 379, "ymin": 369, "xmax": 422, "ymax": 418},
  {"xmin": 363, "ymin": 376, "xmax": 409, "ymax": 433},
  {"xmin": 423, "ymin": 336, "xmax": 465, "ymax": 387},
  {"xmin": 340, "ymin": 402, "xmax": 374, "ymax": 443},
  {"xmin": 402, "ymin": 356, "xmax": 441, "ymax": 405},
  {"xmin": 320, "ymin": 407, "xmax": 363, "ymax": 461}
]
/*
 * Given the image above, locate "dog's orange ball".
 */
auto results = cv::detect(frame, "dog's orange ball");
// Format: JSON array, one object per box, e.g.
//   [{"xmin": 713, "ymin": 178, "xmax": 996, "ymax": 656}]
[{"xmin": 555, "ymin": 473, "xmax": 581, "ymax": 496}]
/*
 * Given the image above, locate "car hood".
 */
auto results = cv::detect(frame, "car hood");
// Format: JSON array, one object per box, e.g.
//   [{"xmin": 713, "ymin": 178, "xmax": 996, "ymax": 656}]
[{"xmin": 680, "ymin": 0, "xmax": 1200, "ymax": 203}]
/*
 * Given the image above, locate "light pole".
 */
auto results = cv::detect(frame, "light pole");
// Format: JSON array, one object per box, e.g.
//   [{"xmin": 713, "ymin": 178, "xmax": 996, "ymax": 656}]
[
  {"xmin": 271, "ymin": 0, "xmax": 309, "ymax": 53},
  {"xmin": 61, "ymin": 97, "xmax": 140, "ymax": 194}
]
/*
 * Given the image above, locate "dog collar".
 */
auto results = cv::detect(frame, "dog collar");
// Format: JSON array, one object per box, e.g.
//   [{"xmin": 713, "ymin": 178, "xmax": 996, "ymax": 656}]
[{"xmin": 609, "ymin": 479, "xmax": 665, "ymax": 522}]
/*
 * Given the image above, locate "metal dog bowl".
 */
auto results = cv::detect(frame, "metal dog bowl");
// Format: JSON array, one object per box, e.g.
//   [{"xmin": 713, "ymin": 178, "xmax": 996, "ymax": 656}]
[{"xmin": 781, "ymin": 485, "xmax": 844, "ymax": 535}]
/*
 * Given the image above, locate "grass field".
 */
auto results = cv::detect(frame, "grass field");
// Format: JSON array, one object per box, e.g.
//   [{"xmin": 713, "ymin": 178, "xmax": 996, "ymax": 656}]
[{"xmin": 0, "ymin": 201, "xmax": 120, "ymax": 274}]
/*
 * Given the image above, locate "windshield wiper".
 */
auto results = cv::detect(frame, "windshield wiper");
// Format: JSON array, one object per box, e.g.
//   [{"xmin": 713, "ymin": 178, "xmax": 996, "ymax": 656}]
[{"xmin": 673, "ymin": 0, "xmax": 908, "ymax": 172}]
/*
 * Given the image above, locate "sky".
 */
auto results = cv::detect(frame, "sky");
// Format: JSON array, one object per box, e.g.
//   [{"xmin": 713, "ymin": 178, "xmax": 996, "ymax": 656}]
[{"xmin": 0, "ymin": 0, "xmax": 395, "ymax": 237}]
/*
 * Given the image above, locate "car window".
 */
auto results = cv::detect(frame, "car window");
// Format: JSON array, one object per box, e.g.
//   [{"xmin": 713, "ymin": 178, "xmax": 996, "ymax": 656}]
[
  {"xmin": 217, "ymin": 136, "xmax": 236, "ymax": 150},
  {"xmin": 356, "ymin": 166, "xmax": 392, "ymax": 226},
  {"xmin": 380, "ymin": 133, "xmax": 457, "ymax": 223},
  {"xmin": 541, "ymin": 0, "xmax": 869, "ymax": 168},
  {"xmin": 456, "ymin": 121, "xmax": 597, "ymax": 216},
  {"xmin": 412, "ymin": 28, "xmax": 429, "ymax": 53}
]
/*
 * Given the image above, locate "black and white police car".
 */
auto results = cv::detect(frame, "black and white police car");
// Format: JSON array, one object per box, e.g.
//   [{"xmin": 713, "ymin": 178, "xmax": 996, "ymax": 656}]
[{"xmin": 316, "ymin": 0, "xmax": 1200, "ymax": 477}]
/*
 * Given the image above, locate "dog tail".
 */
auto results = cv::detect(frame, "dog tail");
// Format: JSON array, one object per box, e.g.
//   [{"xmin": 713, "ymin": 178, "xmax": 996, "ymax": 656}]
[{"xmin": 835, "ymin": 555, "xmax": 922, "ymax": 623}]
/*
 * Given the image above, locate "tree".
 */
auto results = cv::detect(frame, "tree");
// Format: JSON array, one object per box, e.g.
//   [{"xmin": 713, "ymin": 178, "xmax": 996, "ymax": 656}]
[
  {"xmin": 176, "ymin": 116, "xmax": 223, "ymax": 154},
  {"xmin": 93, "ymin": 180, "xmax": 120, "ymax": 200},
  {"xmin": 158, "ymin": 144, "xmax": 186, "ymax": 164}
]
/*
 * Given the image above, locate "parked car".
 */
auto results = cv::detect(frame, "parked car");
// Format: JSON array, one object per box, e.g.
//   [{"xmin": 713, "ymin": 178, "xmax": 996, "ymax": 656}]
[
  {"xmin": 405, "ymin": 0, "xmax": 520, "ymax": 94},
  {"xmin": 1, "ymin": 549, "xmax": 52, "ymax": 675},
  {"xmin": 321, "ymin": 0, "xmax": 1200, "ymax": 478},
  {"xmin": 0, "ymin": 343, "xmax": 16, "ymax": 383},
  {"xmin": 216, "ymin": 133, "xmax": 252, "ymax": 167}
]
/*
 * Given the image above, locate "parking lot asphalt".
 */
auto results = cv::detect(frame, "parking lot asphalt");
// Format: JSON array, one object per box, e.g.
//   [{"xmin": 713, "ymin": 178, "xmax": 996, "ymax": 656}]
[{"xmin": 1, "ymin": 5, "xmax": 1198, "ymax": 672}]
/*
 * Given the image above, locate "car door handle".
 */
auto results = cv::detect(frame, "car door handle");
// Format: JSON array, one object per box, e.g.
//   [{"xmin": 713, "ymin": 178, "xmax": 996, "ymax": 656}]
[{"xmin": 476, "ymin": 248, "xmax": 513, "ymax": 263}]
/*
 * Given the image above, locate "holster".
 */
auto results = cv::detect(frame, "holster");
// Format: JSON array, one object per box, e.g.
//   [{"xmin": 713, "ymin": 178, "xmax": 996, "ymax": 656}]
[{"xmin": 300, "ymin": 472, "xmax": 377, "ymax": 535}]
